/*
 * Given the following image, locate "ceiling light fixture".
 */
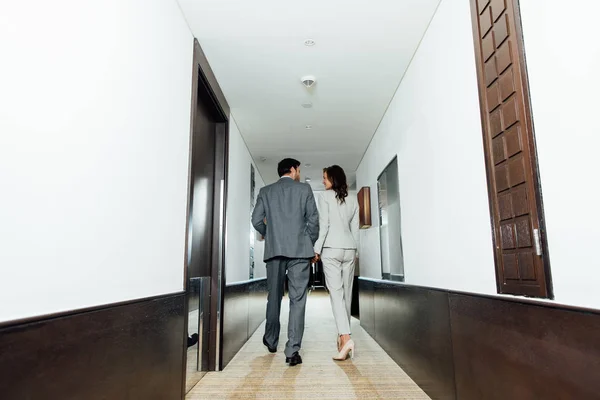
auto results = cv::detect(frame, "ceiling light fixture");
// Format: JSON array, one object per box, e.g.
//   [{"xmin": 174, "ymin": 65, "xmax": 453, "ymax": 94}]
[
  {"xmin": 304, "ymin": 39, "xmax": 315, "ymax": 46},
  {"xmin": 305, "ymin": 163, "xmax": 312, "ymax": 168},
  {"xmin": 301, "ymin": 102, "xmax": 313, "ymax": 108},
  {"xmin": 305, "ymin": 125, "xmax": 312, "ymax": 130},
  {"xmin": 301, "ymin": 75, "xmax": 316, "ymax": 88},
  {"xmin": 305, "ymin": 177, "xmax": 312, "ymax": 182}
]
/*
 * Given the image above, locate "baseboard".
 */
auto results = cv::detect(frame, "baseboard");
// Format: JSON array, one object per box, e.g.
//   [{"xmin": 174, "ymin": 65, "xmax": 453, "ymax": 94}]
[
  {"xmin": 0, "ymin": 292, "xmax": 186, "ymax": 400},
  {"xmin": 359, "ymin": 278, "xmax": 600, "ymax": 400}
]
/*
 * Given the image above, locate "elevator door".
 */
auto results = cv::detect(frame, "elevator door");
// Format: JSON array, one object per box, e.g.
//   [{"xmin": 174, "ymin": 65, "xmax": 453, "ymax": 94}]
[
  {"xmin": 185, "ymin": 91, "xmax": 217, "ymax": 392},
  {"xmin": 189, "ymin": 94, "xmax": 217, "ymax": 278}
]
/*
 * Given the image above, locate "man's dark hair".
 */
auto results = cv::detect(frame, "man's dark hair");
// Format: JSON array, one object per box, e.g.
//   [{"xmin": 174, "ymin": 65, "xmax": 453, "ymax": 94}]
[{"xmin": 277, "ymin": 158, "xmax": 301, "ymax": 177}]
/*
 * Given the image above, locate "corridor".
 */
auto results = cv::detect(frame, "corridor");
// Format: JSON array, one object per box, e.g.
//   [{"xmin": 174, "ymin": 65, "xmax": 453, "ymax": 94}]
[
  {"xmin": 2, "ymin": 0, "xmax": 599, "ymax": 398},
  {"xmin": 187, "ymin": 291, "xmax": 430, "ymax": 399}
]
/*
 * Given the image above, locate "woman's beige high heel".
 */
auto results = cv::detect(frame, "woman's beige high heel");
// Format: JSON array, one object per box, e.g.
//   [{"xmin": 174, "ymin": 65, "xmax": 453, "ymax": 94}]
[
  {"xmin": 336, "ymin": 336, "xmax": 342, "ymax": 352},
  {"xmin": 333, "ymin": 339, "xmax": 355, "ymax": 361}
]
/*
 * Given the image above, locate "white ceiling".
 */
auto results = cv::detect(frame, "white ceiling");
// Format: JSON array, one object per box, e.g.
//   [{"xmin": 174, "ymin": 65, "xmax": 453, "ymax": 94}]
[{"xmin": 178, "ymin": 0, "xmax": 441, "ymax": 189}]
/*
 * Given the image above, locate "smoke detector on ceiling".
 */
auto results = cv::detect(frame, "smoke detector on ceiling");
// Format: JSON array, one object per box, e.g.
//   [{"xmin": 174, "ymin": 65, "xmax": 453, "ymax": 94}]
[{"xmin": 301, "ymin": 75, "xmax": 316, "ymax": 88}]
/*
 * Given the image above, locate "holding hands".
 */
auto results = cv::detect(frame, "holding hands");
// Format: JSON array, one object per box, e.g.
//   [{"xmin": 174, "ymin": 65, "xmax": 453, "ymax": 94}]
[{"xmin": 311, "ymin": 253, "xmax": 320, "ymax": 263}]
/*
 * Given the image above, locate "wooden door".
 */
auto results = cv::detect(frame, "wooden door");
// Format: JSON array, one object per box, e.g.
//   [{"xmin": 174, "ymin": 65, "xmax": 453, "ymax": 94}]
[{"xmin": 469, "ymin": 0, "xmax": 553, "ymax": 298}]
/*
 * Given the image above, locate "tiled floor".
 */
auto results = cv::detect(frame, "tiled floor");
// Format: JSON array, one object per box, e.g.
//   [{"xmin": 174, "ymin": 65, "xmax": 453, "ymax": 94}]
[{"xmin": 187, "ymin": 290, "xmax": 430, "ymax": 399}]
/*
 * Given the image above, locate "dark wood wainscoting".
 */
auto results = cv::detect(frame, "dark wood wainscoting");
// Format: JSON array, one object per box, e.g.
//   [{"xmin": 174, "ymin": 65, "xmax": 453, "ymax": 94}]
[
  {"xmin": 0, "ymin": 293, "xmax": 186, "ymax": 400},
  {"xmin": 358, "ymin": 278, "xmax": 375, "ymax": 335},
  {"xmin": 359, "ymin": 280, "xmax": 456, "ymax": 400},
  {"xmin": 222, "ymin": 278, "xmax": 268, "ymax": 368},
  {"xmin": 450, "ymin": 294, "xmax": 600, "ymax": 400},
  {"xmin": 359, "ymin": 278, "xmax": 600, "ymax": 400},
  {"xmin": 248, "ymin": 278, "xmax": 268, "ymax": 335}
]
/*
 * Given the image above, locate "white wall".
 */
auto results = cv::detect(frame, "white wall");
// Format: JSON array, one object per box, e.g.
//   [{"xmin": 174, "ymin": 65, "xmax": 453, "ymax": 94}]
[
  {"xmin": 356, "ymin": 0, "xmax": 498, "ymax": 294},
  {"xmin": 0, "ymin": 0, "xmax": 194, "ymax": 322},
  {"xmin": 520, "ymin": 0, "xmax": 600, "ymax": 309},
  {"xmin": 225, "ymin": 117, "xmax": 266, "ymax": 283},
  {"xmin": 356, "ymin": 0, "xmax": 600, "ymax": 310}
]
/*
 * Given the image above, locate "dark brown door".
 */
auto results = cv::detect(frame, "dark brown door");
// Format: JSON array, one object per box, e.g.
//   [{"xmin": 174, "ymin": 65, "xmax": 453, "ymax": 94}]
[
  {"xmin": 187, "ymin": 89, "xmax": 218, "ymax": 384},
  {"xmin": 183, "ymin": 40, "xmax": 230, "ymax": 394},
  {"xmin": 189, "ymin": 94, "xmax": 217, "ymax": 279},
  {"xmin": 469, "ymin": 0, "xmax": 553, "ymax": 298}
]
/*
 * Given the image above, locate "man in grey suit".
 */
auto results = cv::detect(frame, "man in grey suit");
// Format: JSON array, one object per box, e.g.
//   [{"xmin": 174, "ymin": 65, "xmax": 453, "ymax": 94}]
[{"xmin": 251, "ymin": 158, "xmax": 319, "ymax": 366}]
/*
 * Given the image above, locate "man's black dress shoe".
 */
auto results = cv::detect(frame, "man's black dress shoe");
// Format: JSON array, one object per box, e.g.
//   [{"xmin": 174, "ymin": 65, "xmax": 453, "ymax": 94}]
[
  {"xmin": 285, "ymin": 352, "xmax": 302, "ymax": 366},
  {"xmin": 263, "ymin": 336, "xmax": 276, "ymax": 353},
  {"xmin": 187, "ymin": 333, "xmax": 199, "ymax": 348}
]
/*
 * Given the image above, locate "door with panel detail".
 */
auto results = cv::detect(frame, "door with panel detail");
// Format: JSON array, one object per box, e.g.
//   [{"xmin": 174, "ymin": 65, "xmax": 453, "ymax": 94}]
[{"xmin": 469, "ymin": 0, "xmax": 552, "ymax": 298}]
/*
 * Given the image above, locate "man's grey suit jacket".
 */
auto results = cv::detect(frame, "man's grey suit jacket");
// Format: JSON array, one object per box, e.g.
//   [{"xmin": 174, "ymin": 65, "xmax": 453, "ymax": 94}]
[{"xmin": 252, "ymin": 177, "xmax": 319, "ymax": 261}]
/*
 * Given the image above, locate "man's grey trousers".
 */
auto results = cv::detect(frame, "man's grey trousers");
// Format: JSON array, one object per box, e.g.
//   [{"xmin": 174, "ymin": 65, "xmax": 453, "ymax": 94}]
[{"xmin": 263, "ymin": 257, "xmax": 310, "ymax": 358}]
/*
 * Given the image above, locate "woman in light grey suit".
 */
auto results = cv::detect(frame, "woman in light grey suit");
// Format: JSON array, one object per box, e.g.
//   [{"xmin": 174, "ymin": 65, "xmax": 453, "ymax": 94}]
[{"xmin": 314, "ymin": 165, "xmax": 359, "ymax": 360}]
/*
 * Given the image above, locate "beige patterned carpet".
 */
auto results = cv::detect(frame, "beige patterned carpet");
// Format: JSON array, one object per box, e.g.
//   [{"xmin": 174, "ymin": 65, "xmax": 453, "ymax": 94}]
[{"xmin": 187, "ymin": 290, "xmax": 430, "ymax": 399}]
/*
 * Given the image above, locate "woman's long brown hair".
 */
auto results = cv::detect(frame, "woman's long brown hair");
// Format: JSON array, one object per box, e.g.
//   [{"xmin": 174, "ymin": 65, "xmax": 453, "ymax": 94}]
[{"xmin": 324, "ymin": 165, "xmax": 348, "ymax": 204}]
